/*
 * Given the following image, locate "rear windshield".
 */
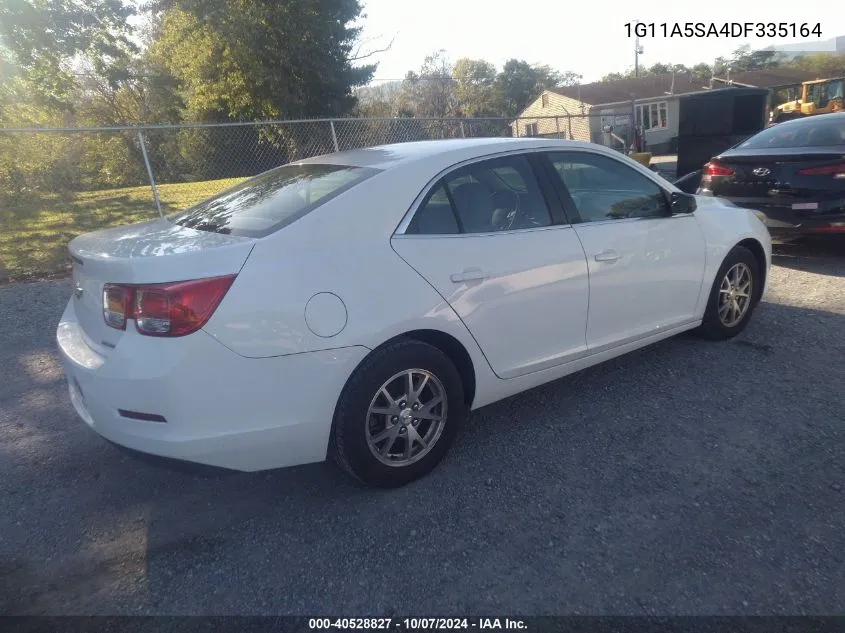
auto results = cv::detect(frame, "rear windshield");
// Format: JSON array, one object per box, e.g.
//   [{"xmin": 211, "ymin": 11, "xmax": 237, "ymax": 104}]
[
  {"xmin": 737, "ymin": 117, "xmax": 845, "ymax": 150},
  {"xmin": 169, "ymin": 163, "xmax": 380, "ymax": 237}
]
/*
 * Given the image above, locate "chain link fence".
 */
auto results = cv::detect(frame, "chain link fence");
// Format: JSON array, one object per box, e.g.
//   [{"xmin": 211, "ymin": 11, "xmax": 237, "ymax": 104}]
[{"xmin": 0, "ymin": 114, "xmax": 616, "ymax": 283}]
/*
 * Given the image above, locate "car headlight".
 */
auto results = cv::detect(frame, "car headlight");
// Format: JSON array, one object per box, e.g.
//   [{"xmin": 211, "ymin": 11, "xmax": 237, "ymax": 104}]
[{"xmin": 751, "ymin": 209, "xmax": 767, "ymax": 223}]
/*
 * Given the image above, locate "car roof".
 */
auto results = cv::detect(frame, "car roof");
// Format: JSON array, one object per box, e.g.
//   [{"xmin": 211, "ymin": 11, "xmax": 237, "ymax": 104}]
[
  {"xmin": 295, "ymin": 137, "xmax": 603, "ymax": 170},
  {"xmin": 771, "ymin": 111, "xmax": 845, "ymax": 130}
]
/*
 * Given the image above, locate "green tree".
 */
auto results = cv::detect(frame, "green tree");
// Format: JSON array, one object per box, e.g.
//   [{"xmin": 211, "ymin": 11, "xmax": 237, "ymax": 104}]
[
  {"xmin": 0, "ymin": 1, "xmax": 150, "ymax": 196},
  {"xmin": 603, "ymin": 62, "xmax": 712, "ymax": 82},
  {"xmin": 690, "ymin": 62, "xmax": 713, "ymax": 82},
  {"xmin": 0, "ymin": 0, "xmax": 138, "ymax": 110},
  {"xmin": 493, "ymin": 59, "xmax": 575, "ymax": 117},
  {"xmin": 452, "ymin": 58, "xmax": 497, "ymax": 116},
  {"xmin": 353, "ymin": 81, "xmax": 403, "ymax": 117},
  {"xmin": 647, "ymin": 62, "xmax": 671, "ymax": 75},
  {"xmin": 148, "ymin": 0, "xmax": 376, "ymax": 121},
  {"xmin": 788, "ymin": 52, "xmax": 845, "ymax": 77},
  {"xmin": 399, "ymin": 50, "xmax": 457, "ymax": 118},
  {"xmin": 724, "ymin": 44, "xmax": 783, "ymax": 73},
  {"xmin": 144, "ymin": 0, "xmax": 379, "ymax": 180}
]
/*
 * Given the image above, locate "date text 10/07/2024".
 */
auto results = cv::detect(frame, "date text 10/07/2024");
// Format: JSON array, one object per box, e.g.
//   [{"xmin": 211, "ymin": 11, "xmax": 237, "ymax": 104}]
[
  {"xmin": 624, "ymin": 22, "xmax": 822, "ymax": 39},
  {"xmin": 308, "ymin": 619, "xmax": 527, "ymax": 630}
]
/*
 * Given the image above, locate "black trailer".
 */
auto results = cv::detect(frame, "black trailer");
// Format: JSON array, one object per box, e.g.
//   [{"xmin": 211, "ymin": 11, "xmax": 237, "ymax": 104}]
[{"xmin": 673, "ymin": 87, "xmax": 769, "ymax": 188}]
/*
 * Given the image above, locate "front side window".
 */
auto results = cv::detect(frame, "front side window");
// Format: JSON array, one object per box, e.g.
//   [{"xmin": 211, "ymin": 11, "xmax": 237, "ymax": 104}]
[
  {"xmin": 547, "ymin": 152, "xmax": 670, "ymax": 222},
  {"xmin": 169, "ymin": 163, "xmax": 379, "ymax": 237},
  {"xmin": 407, "ymin": 155, "xmax": 553, "ymax": 235}
]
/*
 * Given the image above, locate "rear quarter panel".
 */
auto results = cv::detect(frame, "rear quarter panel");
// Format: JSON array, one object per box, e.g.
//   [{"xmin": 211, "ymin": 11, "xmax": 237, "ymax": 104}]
[{"xmin": 201, "ymin": 167, "xmax": 493, "ymax": 380}]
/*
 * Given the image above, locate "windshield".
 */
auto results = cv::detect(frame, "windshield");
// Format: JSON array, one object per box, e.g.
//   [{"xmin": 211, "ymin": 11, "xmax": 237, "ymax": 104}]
[
  {"xmin": 738, "ymin": 117, "xmax": 845, "ymax": 150},
  {"xmin": 169, "ymin": 163, "xmax": 380, "ymax": 237}
]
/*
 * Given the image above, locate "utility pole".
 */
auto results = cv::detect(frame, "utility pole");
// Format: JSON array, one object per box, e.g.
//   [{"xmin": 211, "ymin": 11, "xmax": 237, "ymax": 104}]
[
  {"xmin": 634, "ymin": 20, "xmax": 644, "ymax": 77},
  {"xmin": 635, "ymin": 42, "xmax": 639, "ymax": 78},
  {"xmin": 576, "ymin": 74, "xmax": 584, "ymax": 112}
]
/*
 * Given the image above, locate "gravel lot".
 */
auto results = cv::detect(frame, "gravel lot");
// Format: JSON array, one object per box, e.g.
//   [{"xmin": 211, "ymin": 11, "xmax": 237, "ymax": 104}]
[{"xmin": 2, "ymin": 240, "xmax": 845, "ymax": 616}]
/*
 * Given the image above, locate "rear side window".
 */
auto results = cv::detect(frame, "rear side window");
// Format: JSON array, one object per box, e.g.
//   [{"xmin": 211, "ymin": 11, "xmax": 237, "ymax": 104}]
[
  {"xmin": 738, "ymin": 118, "xmax": 845, "ymax": 149},
  {"xmin": 410, "ymin": 186, "xmax": 461, "ymax": 234},
  {"xmin": 169, "ymin": 163, "xmax": 380, "ymax": 237},
  {"xmin": 406, "ymin": 155, "xmax": 553, "ymax": 235}
]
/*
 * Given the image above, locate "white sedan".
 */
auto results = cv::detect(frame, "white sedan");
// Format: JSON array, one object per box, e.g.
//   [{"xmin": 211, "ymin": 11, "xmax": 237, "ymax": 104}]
[{"xmin": 57, "ymin": 138, "xmax": 771, "ymax": 487}]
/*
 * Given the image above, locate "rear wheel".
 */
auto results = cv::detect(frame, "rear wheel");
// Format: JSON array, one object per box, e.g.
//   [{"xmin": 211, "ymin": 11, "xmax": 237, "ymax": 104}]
[
  {"xmin": 330, "ymin": 339, "xmax": 467, "ymax": 488},
  {"xmin": 697, "ymin": 245, "xmax": 761, "ymax": 340}
]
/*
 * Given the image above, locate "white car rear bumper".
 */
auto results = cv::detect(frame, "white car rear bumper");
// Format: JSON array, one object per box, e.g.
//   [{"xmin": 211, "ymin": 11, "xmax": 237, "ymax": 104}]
[{"xmin": 56, "ymin": 299, "xmax": 369, "ymax": 472}]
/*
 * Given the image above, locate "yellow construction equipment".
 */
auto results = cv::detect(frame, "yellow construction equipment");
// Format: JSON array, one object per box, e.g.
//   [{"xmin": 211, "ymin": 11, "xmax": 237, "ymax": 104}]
[
  {"xmin": 769, "ymin": 77, "xmax": 845, "ymax": 125},
  {"xmin": 629, "ymin": 152, "xmax": 652, "ymax": 167}
]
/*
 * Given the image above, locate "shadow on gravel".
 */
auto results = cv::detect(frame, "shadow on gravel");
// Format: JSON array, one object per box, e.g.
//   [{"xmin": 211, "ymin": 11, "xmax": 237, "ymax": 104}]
[
  {"xmin": 2, "ymin": 285, "xmax": 845, "ymax": 615},
  {"xmin": 772, "ymin": 237, "xmax": 845, "ymax": 277}
]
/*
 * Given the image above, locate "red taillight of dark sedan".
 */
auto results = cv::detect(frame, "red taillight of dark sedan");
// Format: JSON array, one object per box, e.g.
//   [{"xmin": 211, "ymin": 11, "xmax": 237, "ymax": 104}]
[
  {"xmin": 102, "ymin": 275, "xmax": 236, "ymax": 337},
  {"xmin": 797, "ymin": 162, "xmax": 845, "ymax": 178},
  {"xmin": 701, "ymin": 160, "xmax": 735, "ymax": 185}
]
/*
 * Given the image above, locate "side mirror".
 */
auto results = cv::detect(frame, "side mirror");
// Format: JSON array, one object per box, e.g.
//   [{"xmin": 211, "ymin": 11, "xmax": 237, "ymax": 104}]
[
  {"xmin": 670, "ymin": 191, "xmax": 697, "ymax": 214},
  {"xmin": 673, "ymin": 169, "xmax": 702, "ymax": 195}
]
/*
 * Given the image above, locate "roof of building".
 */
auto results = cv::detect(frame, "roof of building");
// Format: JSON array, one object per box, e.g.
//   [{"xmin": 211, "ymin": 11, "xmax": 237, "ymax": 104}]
[
  {"xmin": 713, "ymin": 68, "xmax": 828, "ymax": 88},
  {"xmin": 548, "ymin": 68, "xmax": 830, "ymax": 107},
  {"xmin": 549, "ymin": 73, "xmax": 705, "ymax": 106}
]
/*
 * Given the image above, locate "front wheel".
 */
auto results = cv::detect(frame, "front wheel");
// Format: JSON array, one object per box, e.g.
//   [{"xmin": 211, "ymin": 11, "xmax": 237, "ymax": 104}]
[
  {"xmin": 330, "ymin": 339, "xmax": 467, "ymax": 488},
  {"xmin": 696, "ymin": 245, "xmax": 761, "ymax": 340}
]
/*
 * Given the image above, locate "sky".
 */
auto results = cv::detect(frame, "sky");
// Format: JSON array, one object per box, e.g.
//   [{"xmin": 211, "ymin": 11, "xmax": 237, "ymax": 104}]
[{"xmin": 355, "ymin": 0, "xmax": 845, "ymax": 84}]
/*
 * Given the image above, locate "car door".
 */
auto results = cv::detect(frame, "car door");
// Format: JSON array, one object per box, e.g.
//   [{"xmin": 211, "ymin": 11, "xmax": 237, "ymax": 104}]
[
  {"xmin": 391, "ymin": 153, "xmax": 590, "ymax": 380},
  {"xmin": 542, "ymin": 150, "xmax": 707, "ymax": 351}
]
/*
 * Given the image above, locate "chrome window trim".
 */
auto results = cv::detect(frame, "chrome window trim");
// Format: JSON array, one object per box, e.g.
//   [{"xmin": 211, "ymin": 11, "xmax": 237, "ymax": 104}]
[
  {"xmin": 566, "ymin": 214, "xmax": 694, "ymax": 229},
  {"xmin": 393, "ymin": 223, "xmax": 576, "ymax": 240},
  {"xmin": 393, "ymin": 147, "xmax": 565, "ymax": 237},
  {"xmin": 392, "ymin": 145, "xmax": 680, "ymax": 237}
]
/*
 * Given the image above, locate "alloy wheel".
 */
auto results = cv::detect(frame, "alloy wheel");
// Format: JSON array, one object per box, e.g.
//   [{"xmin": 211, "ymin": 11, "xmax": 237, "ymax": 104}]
[
  {"xmin": 365, "ymin": 369, "xmax": 447, "ymax": 467},
  {"xmin": 718, "ymin": 262, "xmax": 753, "ymax": 327}
]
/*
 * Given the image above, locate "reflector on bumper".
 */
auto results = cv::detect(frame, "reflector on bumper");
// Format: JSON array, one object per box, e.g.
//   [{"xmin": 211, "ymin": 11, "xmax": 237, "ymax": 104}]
[{"xmin": 68, "ymin": 377, "xmax": 94, "ymax": 426}]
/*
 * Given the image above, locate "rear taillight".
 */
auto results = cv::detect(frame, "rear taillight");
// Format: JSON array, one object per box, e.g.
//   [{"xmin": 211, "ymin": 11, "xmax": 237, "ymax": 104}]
[
  {"xmin": 797, "ymin": 162, "xmax": 845, "ymax": 178},
  {"xmin": 700, "ymin": 161, "xmax": 734, "ymax": 185},
  {"xmin": 102, "ymin": 275, "xmax": 236, "ymax": 337},
  {"xmin": 103, "ymin": 285, "xmax": 132, "ymax": 330},
  {"xmin": 134, "ymin": 286, "xmax": 173, "ymax": 335},
  {"xmin": 703, "ymin": 161, "xmax": 735, "ymax": 177}
]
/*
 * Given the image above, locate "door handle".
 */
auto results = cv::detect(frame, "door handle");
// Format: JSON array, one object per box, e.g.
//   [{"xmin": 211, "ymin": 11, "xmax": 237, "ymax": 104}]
[
  {"xmin": 594, "ymin": 249, "xmax": 620, "ymax": 262},
  {"xmin": 450, "ymin": 267, "xmax": 489, "ymax": 283}
]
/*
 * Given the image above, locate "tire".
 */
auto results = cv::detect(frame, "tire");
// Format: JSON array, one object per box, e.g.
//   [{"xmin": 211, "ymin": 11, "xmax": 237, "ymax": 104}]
[
  {"xmin": 696, "ymin": 245, "xmax": 761, "ymax": 341},
  {"xmin": 330, "ymin": 338, "xmax": 467, "ymax": 488}
]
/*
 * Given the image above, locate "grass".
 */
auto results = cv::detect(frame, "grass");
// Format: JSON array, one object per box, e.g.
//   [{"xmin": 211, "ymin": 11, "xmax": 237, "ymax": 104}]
[{"xmin": 0, "ymin": 177, "xmax": 244, "ymax": 284}]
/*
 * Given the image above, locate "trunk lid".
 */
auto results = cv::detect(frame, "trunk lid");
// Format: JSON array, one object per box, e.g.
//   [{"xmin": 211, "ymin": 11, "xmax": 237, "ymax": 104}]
[
  {"xmin": 68, "ymin": 218, "xmax": 255, "ymax": 351},
  {"xmin": 711, "ymin": 148, "xmax": 845, "ymax": 199}
]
